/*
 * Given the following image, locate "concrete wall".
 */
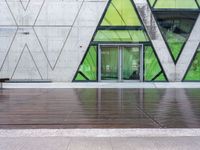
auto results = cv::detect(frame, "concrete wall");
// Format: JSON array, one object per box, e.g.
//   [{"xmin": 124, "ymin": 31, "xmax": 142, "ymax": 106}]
[
  {"xmin": 0, "ymin": 0, "xmax": 199, "ymax": 82},
  {"xmin": 0, "ymin": 0, "xmax": 108, "ymax": 82}
]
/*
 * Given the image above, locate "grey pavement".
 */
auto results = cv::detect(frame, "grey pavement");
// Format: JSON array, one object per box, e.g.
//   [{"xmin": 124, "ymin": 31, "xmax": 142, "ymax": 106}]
[
  {"xmin": 4, "ymin": 82, "xmax": 200, "ymax": 89},
  {"xmin": 0, "ymin": 137, "xmax": 200, "ymax": 150}
]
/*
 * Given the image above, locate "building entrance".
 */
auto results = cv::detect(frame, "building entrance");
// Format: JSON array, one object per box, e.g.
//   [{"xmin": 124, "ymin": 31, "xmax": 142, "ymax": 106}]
[{"xmin": 98, "ymin": 45, "xmax": 143, "ymax": 82}]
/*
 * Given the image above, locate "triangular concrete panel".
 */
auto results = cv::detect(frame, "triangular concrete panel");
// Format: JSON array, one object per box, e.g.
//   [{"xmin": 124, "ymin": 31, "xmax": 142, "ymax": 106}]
[
  {"xmin": 0, "ymin": 2, "xmax": 17, "ymax": 25},
  {"xmin": 34, "ymin": 27, "xmax": 71, "ymax": 69},
  {"xmin": 0, "ymin": 27, "xmax": 17, "ymax": 70},
  {"xmin": 12, "ymin": 46, "xmax": 42, "ymax": 80},
  {"xmin": 20, "ymin": 0, "xmax": 31, "ymax": 10},
  {"xmin": 5, "ymin": 0, "xmax": 45, "ymax": 25}
]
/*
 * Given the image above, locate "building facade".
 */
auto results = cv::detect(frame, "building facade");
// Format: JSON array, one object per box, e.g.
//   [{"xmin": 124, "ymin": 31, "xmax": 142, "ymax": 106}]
[{"xmin": 0, "ymin": 0, "xmax": 200, "ymax": 82}]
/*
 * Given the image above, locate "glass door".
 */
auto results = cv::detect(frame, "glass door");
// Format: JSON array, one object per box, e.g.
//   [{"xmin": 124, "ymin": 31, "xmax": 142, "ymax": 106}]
[
  {"xmin": 122, "ymin": 46, "xmax": 141, "ymax": 81},
  {"xmin": 101, "ymin": 46, "xmax": 119, "ymax": 81},
  {"xmin": 99, "ymin": 45, "xmax": 143, "ymax": 82}
]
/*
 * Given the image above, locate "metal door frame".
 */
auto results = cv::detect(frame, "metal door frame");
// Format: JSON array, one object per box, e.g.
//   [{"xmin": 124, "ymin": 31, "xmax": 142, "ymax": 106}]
[{"xmin": 98, "ymin": 44, "xmax": 143, "ymax": 82}]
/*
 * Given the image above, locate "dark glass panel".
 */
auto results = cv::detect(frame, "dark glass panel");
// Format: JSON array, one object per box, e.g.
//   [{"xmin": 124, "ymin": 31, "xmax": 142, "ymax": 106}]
[{"xmin": 154, "ymin": 12, "xmax": 198, "ymax": 60}]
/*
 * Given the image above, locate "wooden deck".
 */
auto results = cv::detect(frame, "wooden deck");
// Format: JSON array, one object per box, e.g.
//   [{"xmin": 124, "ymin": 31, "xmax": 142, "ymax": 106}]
[{"xmin": 0, "ymin": 88, "xmax": 200, "ymax": 129}]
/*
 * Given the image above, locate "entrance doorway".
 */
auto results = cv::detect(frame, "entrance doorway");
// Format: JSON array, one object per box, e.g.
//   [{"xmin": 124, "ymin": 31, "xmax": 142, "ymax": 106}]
[{"xmin": 98, "ymin": 44, "xmax": 143, "ymax": 82}]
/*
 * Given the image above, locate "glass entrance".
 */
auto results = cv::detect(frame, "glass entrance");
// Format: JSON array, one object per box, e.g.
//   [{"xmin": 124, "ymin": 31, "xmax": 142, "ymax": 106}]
[
  {"xmin": 101, "ymin": 46, "xmax": 119, "ymax": 80},
  {"xmin": 122, "ymin": 46, "xmax": 140, "ymax": 80},
  {"xmin": 99, "ymin": 45, "xmax": 143, "ymax": 82}
]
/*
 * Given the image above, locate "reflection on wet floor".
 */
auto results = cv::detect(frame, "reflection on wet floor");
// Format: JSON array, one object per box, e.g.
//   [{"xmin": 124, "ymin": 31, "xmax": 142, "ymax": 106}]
[{"xmin": 0, "ymin": 88, "xmax": 200, "ymax": 128}]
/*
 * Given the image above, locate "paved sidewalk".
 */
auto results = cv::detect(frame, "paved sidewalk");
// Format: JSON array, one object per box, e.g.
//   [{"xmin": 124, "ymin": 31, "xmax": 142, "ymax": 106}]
[
  {"xmin": 0, "ymin": 136, "xmax": 199, "ymax": 150},
  {"xmin": 3, "ymin": 82, "xmax": 200, "ymax": 88}
]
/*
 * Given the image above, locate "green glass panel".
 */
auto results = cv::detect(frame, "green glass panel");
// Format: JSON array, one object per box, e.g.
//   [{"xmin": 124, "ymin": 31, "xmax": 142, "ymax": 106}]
[
  {"xmin": 148, "ymin": 0, "xmax": 156, "ymax": 6},
  {"xmin": 154, "ymin": 73, "xmax": 166, "ymax": 81},
  {"xmin": 155, "ymin": 0, "xmax": 198, "ymax": 9},
  {"xmin": 94, "ymin": 30, "xmax": 149, "ymax": 42},
  {"xmin": 101, "ymin": 0, "xmax": 141, "ymax": 26},
  {"xmin": 74, "ymin": 46, "xmax": 97, "ymax": 81},
  {"xmin": 101, "ymin": 47, "xmax": 119, "ymax": 80},
  {"xmin": 165, "ymin": 32, "xmax": 185, "ymax": 60},
  {"xmin": 122, "ymin": 47, "xmax": 140, "ymax": 80},
  {"xmin": 184, "ymin": 47, "xmax": 200, "ymax": 81},
  {"xmin": 155, "ymin": 12, "xmax": 197, "ymax": 60},
  {"xmin": 75, "ymin": 73, "xmax": 86, "ymax": 81},
  {"xmin": 144, "ymin": 46, "xmax": 166, "ymax": 81},
  {"xmin": 197, "ymin": 0, "xmax": 200, "ymax": 6}
]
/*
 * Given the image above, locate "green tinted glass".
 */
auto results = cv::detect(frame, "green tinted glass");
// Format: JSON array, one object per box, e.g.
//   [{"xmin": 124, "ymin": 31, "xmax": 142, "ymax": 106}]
[
  {"xmin": 165, "ymin": 33, "xmax": 185, "ymax": 61},
  {"xmin": 74, "ymin": 46, "xmax": 97, "ymax": 81},
  {"xmin": 101, "ymin": 0, "xmax": 141, "ymax": 26},
  {"xmin": 184, "ymin": 47, "xmax": 200, "ymax": 81},
  {"xmin": 94, "ymin": 30, "xmax": 149, "ymax": 42},
  {"xmin": 148, "ymin": 0, "xmax": 156, "ymax": 6},
  {"xmin": 122, "ymin": 47, "xmax": 140, "ymax": 80},
  {"xmin": 155, "ymin": 12, "xmax": 197, "ymax": 60},
  {"xmin": 155, "ymin": 0, "xmax": 198, "ymax": 9},
  {"xmin": 75, "ymin": 73, "xmax": 86, "ymax": 81},
  {"xmin": 101, "ymin": 47, "xmax": 119, "ymax": 80},
  {"xmin": 197, "ymin": 0, "xmax": 200, "ymax": 6},
  {"xmin": 144, "ymin": 46, "xmax": 166, "ymax": 81},
  {"xmin": 154, "ymin": 73, "xmax": 166, "ymax": 81}
]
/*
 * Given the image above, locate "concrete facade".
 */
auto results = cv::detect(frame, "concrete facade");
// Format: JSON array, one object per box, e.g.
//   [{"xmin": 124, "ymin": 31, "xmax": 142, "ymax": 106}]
[
  {"xmin": 0, "ymin": 0, "xmax": 199, "ymax": 82},
  {"xmin": 0, "ymin": 0, "xmax": 108, "ymax": 82}
]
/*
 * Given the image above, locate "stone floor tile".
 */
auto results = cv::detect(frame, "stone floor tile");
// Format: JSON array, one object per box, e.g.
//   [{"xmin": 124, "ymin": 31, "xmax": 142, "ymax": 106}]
[
  {"xmin": 0, "ymin": 138, "xmax": 24, "ymax": 150},
  {"xmin": 110, "ymin": 137, "xmax": 158, "ymax": 150},
  {"xmin": 20, "ymin": 137, "xmax": 70, "ymax": 150},
  {"xmin": 151, "ymin": 137, "xmax": 200, "ymax": 150},
  {"xmin": 68, "ymin": 137, "xmax": 112, "ymax": 150}
]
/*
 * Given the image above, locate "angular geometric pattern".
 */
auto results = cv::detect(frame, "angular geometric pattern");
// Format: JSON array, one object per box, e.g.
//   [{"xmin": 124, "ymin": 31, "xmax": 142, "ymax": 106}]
[
  {"xmin": 0, "ymin": 27, "xmax": 17, "ymax": 69},
  {"xmin": 20, "ymin": 0, "xmax": 31, "ymax": 11},
  {"xmin": 74, "ymin": 46, "xmax": 97, "ymax": 81},
  {"xmin": 5, "ymin": 0, "xmax": 45, "ymax": 25},
  {"xmin": 144, "ymin": 46, "xmax": 167, "ymax": 81},
  {"xmin": 12, "ymin": 45, "xmax": 42, "ymax": 79},
  {"xmin": 0, "ymin": 0, "xmax": 107, "ymax": 81},
  {"xmin": 34, "ymin": 27, "xmax": 71, "ymax": 69},
  {"xmin": 136, "ymin": 0, "xmax": 200, "ymax": 81},
  {"xmin": 148, "ymin": 0, "xmax": 156, "ymax": 6},
  {"xmin": 154, "ymin": 12, "xmax": 198, "ymax": 61},
  {"xmin": 175, "ymin": 14, "xmax": 200, "ymax": 81},
  {"xmin": 0, "ymin": 3, "xmax": 16, "ymax": 25},
  {"xmin": 0, "ymin": 0, "xmax": 200, "ymax": 82},
  {"xmin": 74, "ymin": 0, "xmax": 167, "ymax": 82},
  {"xmin": 101, "ymin": 0, "xmax": 141, "ymax": 26}
]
